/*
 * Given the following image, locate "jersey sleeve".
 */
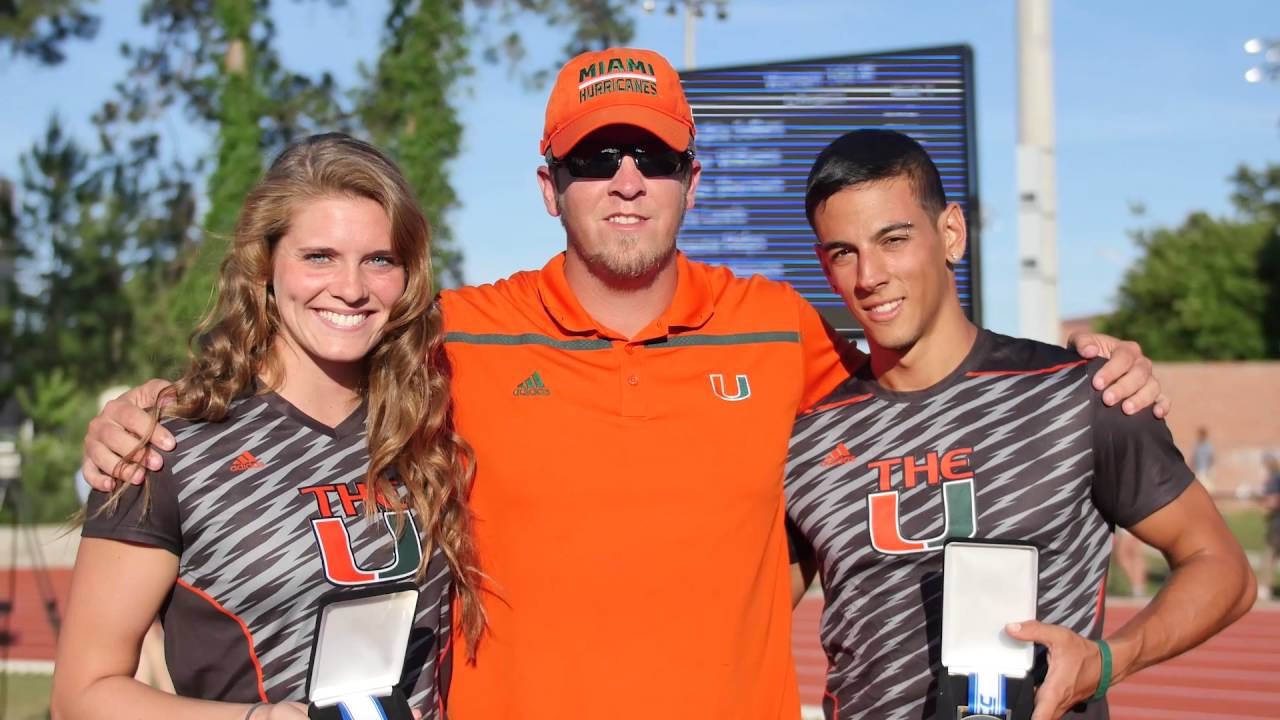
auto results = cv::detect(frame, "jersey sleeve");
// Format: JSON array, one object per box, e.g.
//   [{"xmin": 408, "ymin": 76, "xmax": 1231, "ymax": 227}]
[
  {"xmin": 794, "ymin": 290, "xmax": 863, "ymax": 412},
  {"xmin": 81, "ymin": 463, "xmax": 182, "ymax": 556},
  {"xmin": 1088, "ymin": 362, "xmax": 1194, "ymax": 529}
]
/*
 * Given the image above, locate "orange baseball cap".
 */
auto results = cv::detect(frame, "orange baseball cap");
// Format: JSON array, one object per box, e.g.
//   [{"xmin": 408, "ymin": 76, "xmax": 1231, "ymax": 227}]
[{"xmin": 540, "ymin": 47, "xmax": 695, "ymax": 159}]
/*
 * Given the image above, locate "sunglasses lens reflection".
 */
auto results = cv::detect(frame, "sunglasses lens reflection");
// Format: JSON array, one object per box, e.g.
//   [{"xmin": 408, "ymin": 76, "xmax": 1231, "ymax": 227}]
[{"xmin": 562, "ymin": 147, "xmax": 687, "ymax": 179}]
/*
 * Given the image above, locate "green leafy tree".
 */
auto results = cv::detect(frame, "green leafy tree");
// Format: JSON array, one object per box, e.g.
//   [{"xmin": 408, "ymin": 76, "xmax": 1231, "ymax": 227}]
[
  {"xmin": 1230, "ymin": 163, "xmax": 1280, "ymax": 221},
  {"xmin": 1100, "ymin": 211, "xmax": 1273, "ymax": 360},
  {"xmin": 0, "ymin": 179, "xmax": 17, "ymax": 401},
  {"xmin": 11, "ymin": 0, "xmax": 652, "ymax": 380},
  {"xmin": 12, "ymin": 116, "xmax": 136, "ymax": 390},
  {"xmin": 0, "ymin": 0, "xmax": 103, "ymax": 401},
  {"xmin": 166, "ymin": 0, "xmax": 270, "ymax": 340},
  {"xmin": 355, "ymin": 0, "xmax": 641, "ymax": 285},
  {"xmin": 99, "ymin": 0, "xmax": 349, "ymax": 372},
  {"xmin": 359, "ymin": 0, "xmax": 470, "ymax": 284},
  {"xmin": 470, "ymin": 0, "xmax": 636, "ymax": 86},
  {"xmin": 0, "ymin": 0, "xmax": 99, "ymax": 65},
  {"xmin": 12, "ymin": 116, "xmax": 200, "ymax": 390},
  {"xmin": 5, "ymin": 114, "xmax": 201, "ymax": 519},
  {"xmin": 1228, "ymin": 163, "xmax": 1280, "ymax": 356},
  {"xmin": 0, "ymin": 0, "xmax": 655, "ymax": 519},
  {"xmin": 14, "ymin": 369, "xmax": 93, "ymax": 521}
]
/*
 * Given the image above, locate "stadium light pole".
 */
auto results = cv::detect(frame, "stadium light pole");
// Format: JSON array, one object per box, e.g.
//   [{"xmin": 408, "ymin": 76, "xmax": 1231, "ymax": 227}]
[
  {"xmin": 1016, "ymin": 0, "xmax": 1059, "ymax": 344},
  {"xmin": 640, "ymin": 0, "xmax": 729, "ymax": 70}
]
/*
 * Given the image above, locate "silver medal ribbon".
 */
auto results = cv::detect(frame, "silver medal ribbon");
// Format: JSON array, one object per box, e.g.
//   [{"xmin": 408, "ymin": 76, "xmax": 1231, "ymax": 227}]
[
  {"xmin": 336, "ymin": 695, "xmax": 388, "ymax": 720},
  {"xmin": 966, "ymin": 671, "xmax": 1006, "ymax": 718}
]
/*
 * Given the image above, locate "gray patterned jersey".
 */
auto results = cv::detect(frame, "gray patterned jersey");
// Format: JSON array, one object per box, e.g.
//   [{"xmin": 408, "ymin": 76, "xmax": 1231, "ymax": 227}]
[
  {"xmin": 786, "ymin": 330, "xmax": 1191, "ymax": 720},
  {"xmin": 83, "ymin": 392, "xmax": 451, "ymax": 716}
]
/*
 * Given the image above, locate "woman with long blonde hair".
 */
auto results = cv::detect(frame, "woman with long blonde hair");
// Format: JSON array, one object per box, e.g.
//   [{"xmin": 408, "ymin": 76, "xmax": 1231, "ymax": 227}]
[{"xmin": 51, "ymin": 133, "xmax": 481, "ymax": 720}]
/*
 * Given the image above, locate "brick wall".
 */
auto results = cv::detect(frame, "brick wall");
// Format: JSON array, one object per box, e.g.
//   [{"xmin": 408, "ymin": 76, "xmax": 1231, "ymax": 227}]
[
  {"xmin": 1060, "ymin": 315, "xmax": 1280, "ymax": 498},
  {"xmin": 1155, "ymin": 361, "xmax": 1280, "ymax": 498}
]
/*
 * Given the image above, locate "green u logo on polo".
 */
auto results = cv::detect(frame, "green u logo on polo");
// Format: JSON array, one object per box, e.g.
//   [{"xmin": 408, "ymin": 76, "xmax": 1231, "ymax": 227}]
[{"xmin": 709, "ymin": 373, "xmax": 751, "ymax": 401}]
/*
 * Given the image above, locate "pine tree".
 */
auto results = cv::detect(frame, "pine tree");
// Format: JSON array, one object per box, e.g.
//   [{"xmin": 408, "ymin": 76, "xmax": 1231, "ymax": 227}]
[{"xmin": 359, "ymin": 0, "xmax": 470, "ymax": 285}]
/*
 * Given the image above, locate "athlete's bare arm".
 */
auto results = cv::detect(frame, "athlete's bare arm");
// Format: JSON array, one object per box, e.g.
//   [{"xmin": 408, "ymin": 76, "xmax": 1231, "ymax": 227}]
[
  {"xmin": 789, "ymin": 521, "xmax": 819, "ymax": 608},
  {"xmin": 51, "ymin": 538, "xmax": 309, "ymax": 720},
  {"xmin": 790, "ymin": 562, "xmax": 816, "ymax": 608},
  {"xmin": 80, "ymin": 335, "xmax": 1163, "ymax": 492},
  {"xmin": 1005, "ymin": 482, "xmax": 1254, "ymax": 720}
]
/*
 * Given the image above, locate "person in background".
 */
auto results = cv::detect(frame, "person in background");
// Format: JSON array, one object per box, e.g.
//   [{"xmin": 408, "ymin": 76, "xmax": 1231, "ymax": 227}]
[
  {"xmin": 1260, "ymin": 452, "xmax": 1280, "ymax": 601},
  {"xmin": 1113, "ymin": 530, "xmax": 1148, "ymax": 598},
  {"xmin": 1193, "ymin": 426, "xmax": 1215, "ymax": 494}
]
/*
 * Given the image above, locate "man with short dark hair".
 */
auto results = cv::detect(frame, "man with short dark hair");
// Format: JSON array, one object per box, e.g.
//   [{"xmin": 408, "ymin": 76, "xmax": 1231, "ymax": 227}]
[{"xmin": 787, "ymin": 129, "xmax": 1254, "ymax": 720}]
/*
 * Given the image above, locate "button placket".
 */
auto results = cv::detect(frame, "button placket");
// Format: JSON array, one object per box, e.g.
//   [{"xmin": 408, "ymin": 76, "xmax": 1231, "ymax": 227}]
[{"xmin": 619, "ymin": 341, "xmax": 649, "ymax": 418}]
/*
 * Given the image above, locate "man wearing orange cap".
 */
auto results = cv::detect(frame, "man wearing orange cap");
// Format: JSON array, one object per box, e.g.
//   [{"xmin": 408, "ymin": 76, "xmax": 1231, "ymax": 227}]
[
  {"xmin": 439, "ymin": 47, "xmax": 851, "ymax": 718},
  {"xmin": 80, "ymin": 48, "xmax": 1164, "ymax": 718}
]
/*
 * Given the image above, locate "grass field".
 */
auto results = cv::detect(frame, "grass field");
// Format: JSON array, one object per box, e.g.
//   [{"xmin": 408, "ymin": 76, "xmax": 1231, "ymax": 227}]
[
  {"xmin": 1226, "ymin": 506, "xmax": 1265, "ymax": 551},
  {"xmin": 1, "ymin": 672, "xmax": 51, "ymax": 720},
  {"xmin": 1107, "ymin": 506, "xmax": 1267, "ymax": 596}
]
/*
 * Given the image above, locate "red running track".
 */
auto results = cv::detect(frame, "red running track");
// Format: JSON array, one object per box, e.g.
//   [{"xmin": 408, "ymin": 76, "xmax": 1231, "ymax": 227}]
[
  {"xmin": 793, "ymin": 595, "xmax": 1280, "ymax": 719},
  {"xmin": 4, "ymin": 569, "xmax": 1279, "ymax": 718},
  {"xmin": 0, "ymin": 568, "xmax": 70, "ymax": 666}
]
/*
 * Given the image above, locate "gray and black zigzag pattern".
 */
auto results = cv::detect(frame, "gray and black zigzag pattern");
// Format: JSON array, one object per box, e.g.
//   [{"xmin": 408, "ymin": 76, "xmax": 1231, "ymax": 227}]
[
  {"xmin": 164, "ymin": 395, "xmax": 450, "ymax": 713},
  {"xmin": 787, "ymin": 333, "xmax": 1114, "ymax": 720}
]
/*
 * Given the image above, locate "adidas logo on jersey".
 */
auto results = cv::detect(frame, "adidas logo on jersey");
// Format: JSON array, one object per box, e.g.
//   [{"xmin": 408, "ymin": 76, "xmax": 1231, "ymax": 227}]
[
  {"xmin": 513, "ymin": 371, "xmax": 551, "ymax": 397},
  {"xmin": 229, "ymin": 450, "xmax": 265, "ymax": 472},
  {"xmin": 820, "ymin": 442, "xmax": 857, "ymax": 467}
]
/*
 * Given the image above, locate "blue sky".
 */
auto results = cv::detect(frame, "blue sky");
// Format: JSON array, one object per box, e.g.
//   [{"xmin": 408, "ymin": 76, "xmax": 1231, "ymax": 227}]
[{"xmin": 2, "ymin": 0, "xmax": 1277, "ymax": 336}]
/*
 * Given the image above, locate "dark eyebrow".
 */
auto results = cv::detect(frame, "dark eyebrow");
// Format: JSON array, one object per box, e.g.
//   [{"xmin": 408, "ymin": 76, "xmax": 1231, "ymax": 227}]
[
  {"xmin": 875, "ymin": 222, "xmax": 913, "ymax": 238},
  {"xmin": 817, "ymin": 221, "xmax": 915, "ymax": 250},
  {"xmin": 816, "ymin": 238, "xmax": 852, "ymax": 250}
]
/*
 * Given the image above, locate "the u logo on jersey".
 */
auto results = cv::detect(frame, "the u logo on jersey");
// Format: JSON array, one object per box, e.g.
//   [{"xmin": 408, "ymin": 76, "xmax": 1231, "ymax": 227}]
[
  {"xmin": 863, "ymin": 447, "xmax": 978, "ymax": 555},
  {"xmin": 311, "ymin": 514, "xmax": 422, "ymax": 585},
  {"xmin": 299, "ymin": 481, "xmax": 424, "ymax": 585},
  {"xmin": 709, "ymin": 373, "xmax": 751, "ymax": 401}
]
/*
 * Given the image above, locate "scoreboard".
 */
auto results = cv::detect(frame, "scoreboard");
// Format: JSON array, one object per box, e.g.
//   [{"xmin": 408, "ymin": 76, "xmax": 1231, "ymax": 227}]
[{"xmin": 679, "ymin": 45, "xmax": 980, "ymax": 333}]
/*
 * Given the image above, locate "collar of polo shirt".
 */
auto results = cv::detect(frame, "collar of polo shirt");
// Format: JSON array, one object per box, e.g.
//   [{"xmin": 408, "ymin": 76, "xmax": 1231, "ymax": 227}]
[{"xmin": 535, "ymin": 251, "xmax": 714, "ymax": 340}]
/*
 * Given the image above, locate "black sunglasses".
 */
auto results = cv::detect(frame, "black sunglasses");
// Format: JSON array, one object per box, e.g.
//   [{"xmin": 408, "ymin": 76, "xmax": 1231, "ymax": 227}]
[{"xmin": 549, "ymin": 144, "xmax": 694, "ymax": 179}]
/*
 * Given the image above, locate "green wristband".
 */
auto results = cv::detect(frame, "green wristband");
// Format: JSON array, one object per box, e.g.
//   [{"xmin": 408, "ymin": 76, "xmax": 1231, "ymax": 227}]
[{"xmin": 1090, "ymin": 639, "xmax": 1113, "ymax": 702}]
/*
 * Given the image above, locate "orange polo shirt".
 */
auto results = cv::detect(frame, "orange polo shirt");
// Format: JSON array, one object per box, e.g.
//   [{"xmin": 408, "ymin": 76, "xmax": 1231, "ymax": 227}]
[{"xmin": 441, "ymin": 253, "xmax": 852, "ymax": 719}]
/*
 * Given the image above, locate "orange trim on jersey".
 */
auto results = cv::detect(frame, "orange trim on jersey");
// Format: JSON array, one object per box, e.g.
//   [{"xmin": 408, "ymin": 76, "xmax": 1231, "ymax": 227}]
[
  {"xmin": 175, "ymin": 577, "xmax": 268, "ymax": 702},
  {"xmin": 965, "ymin": 359, "xmax": 1087, "ymax": 377},
  {"xmin": 1093, "ymin": 571, "xmax": 1107, "ymax": 633},
  {"xmin": 825, "ymin": 688, "xmax": 841, "ymax": 720},
  {"xmin": 805, "ymin": 393, "xmax": 874, "ymax": 415}
]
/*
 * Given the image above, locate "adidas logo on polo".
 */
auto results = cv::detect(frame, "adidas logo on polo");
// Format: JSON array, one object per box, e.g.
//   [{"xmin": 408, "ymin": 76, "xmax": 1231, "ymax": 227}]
[
  {"xmin": 229, "ymin": 450, "xmax": 265, "ymax": 472},
  {"xmin": 513, "ymin": 371, "xmax": 551, "ymax": 397},
  {"xmin": 819, "ymin": 442, "xmax": 857, "ymax": 468}
]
